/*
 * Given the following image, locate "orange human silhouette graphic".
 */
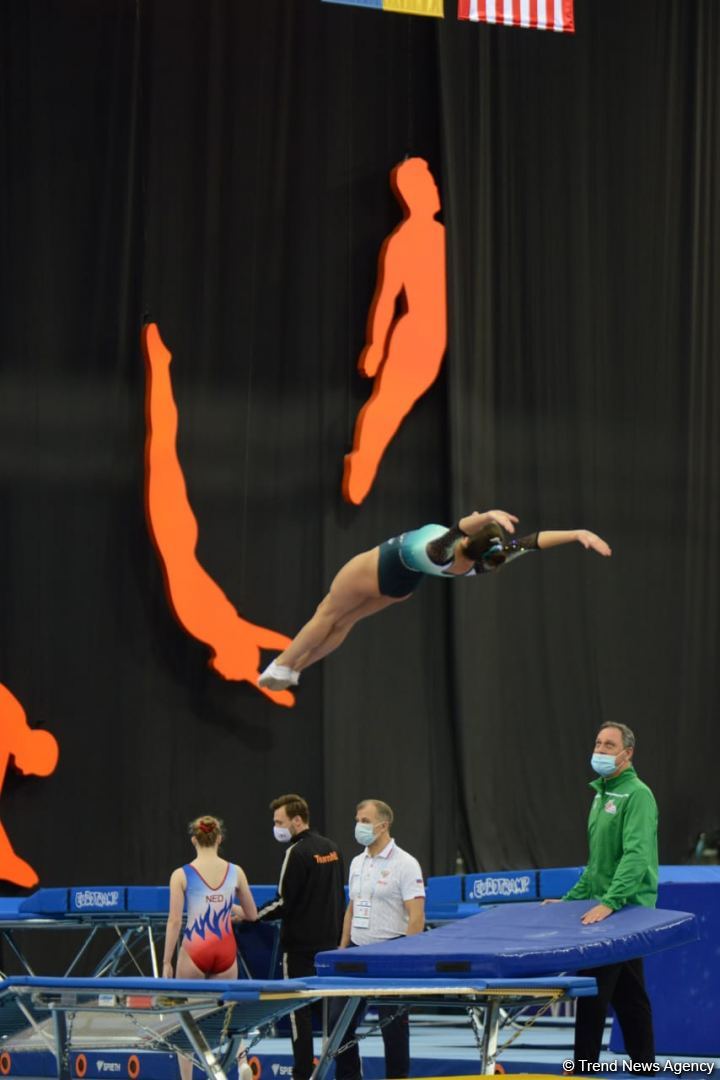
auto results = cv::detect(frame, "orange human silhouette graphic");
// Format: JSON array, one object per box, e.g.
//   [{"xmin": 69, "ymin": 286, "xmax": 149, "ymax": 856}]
[
  {"xmin": 342, "ymin": 157, "xmax": 447, "ymax": 506},
  {"xmin": 142, "ymin": 323, "xmax": 295, "ymax": 708},
  {"xmin": 0, "ymin": 682, "xmax": 59, "ymax": 888}
]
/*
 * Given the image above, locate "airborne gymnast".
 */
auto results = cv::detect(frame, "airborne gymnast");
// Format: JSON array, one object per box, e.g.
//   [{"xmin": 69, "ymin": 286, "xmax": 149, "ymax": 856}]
[{"xmin": 259, "ymin": 509, "xmax": 611, "ymax": 691}]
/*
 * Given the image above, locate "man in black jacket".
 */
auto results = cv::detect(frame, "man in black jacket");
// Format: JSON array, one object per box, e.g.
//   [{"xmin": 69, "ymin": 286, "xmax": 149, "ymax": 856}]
[{"xmin": 257, "ymin": 793, "xmax": 345, "ymax": 1080}]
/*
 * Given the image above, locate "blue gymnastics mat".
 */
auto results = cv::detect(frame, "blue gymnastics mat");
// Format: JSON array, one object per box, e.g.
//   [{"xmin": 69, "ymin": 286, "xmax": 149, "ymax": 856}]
[{"xmin": 316, "ymin": 900, "xmax": 698, "ymax": 979}]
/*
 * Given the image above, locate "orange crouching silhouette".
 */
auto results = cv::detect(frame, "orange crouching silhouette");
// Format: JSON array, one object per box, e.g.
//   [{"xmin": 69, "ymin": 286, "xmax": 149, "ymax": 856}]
[
  {"xmin": 142, "ymin": 323, "xmax": 294, "ymax": 708},
  {"xmin": 342, "ymin": 158, "xmax": 447, "ymax": 506},
  {"xmin": 0, "ymin": 682, "xmax": 59, "ymax": 888}
]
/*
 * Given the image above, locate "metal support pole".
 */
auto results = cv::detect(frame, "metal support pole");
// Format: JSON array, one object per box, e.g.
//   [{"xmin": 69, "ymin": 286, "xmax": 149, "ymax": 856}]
[
  {"xmin": 311, "ymin": 996, "xmax": 364, "ymax": 1080},
  {"xmin": 51, "ymin": 1009, "xmax": 71, "ymax": 1080},
  {"xmin": 468, "ymin": 1004, "xmax": 485, "ymax": 1051},
  {"xmin": 267, "ymin": 923, "xmax": 281, "ymax": 978},
  {"xmin": 64, "ymin": 926, "xmax": 100, "ymax": 977},
  {"xmin": 177, "ymin": 1009, "xmax": 229, "ymax": 1080},
  {"xmin": 236, "ymin": 944, "xmax": 253, "ymax": 980},
  {"xmin": 92, "ymin": 927, "xmax": 136, "ymax": 977},
  {"xmin": 2, "ymin": 929, "xmax": 35, "ymax": 975},
  {"xmin": 479, "ymin": 1000, "xmax": 501, "ymax": 1075},
  {"xmin": 147, "ymin": 924, "xmax": 159, "ymax": 977}
]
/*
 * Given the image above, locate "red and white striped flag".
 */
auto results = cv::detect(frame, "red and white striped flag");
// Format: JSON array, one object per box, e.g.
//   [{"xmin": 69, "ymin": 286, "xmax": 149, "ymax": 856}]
[{"xmin": 458, "ymin": 0, "xmax": 574, "ymax": 32}]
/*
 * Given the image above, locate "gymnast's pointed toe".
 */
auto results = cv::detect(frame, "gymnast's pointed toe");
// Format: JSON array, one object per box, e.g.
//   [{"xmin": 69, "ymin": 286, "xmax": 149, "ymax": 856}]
[{"xmin": 259, "ymin": 661, "xmax": 300, "ymax": 691}]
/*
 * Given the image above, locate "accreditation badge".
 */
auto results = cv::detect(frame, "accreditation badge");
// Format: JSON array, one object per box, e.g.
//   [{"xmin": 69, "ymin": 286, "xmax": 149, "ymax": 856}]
[{"xmin": 353, "ymin": 899, "xmax": 372, "ymax": 928}]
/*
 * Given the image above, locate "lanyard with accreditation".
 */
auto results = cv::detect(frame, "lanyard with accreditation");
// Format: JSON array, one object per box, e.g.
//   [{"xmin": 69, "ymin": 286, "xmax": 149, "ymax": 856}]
[{"xmin": 353, "ymin": 847, "xmax": 390, "ymax": 929}]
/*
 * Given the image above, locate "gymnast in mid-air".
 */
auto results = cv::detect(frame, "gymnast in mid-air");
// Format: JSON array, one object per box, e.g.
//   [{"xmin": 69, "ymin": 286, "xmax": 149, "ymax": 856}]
[{"xmin": 259, "ymin": 509, "xmax": 612, "ymax": 691}]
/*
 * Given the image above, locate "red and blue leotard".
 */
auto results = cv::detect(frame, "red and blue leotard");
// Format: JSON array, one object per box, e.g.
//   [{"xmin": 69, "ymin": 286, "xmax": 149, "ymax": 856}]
[{"xmin": 182, "ymin": 862, "xmax": 238, "ymax": 975}]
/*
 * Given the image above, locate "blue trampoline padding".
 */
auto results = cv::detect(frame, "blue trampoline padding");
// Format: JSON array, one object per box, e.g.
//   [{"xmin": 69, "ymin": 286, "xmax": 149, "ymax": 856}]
[
  {"xmin": 463, "ymin": 870, "xmax": 537, "ymax": 903},
  {"xmin": 252, "ymin": 885, "xmax": 279, "ymax": 907},
  {"xmin": 0, "ymin": 976, "xmax": 310, "ymax": 998},
  {"xmin": 658, "ymin": 865, "xmax": 720, "ymax": 883},
  {"xmin": 0, "ymin": 898, "xmax": 25, "ymax": 916},
  {"xmin": 126, "ymin": 886, "xmax": 170, "ymax": 913},
  {"xmin": 611, "ymin": 879, "xmax": 720, "ymax": 1057},
  {"xmin": 315, "ymin": 901, "xmax": 698, "ymax": 979},
  {"xmin": 538, "ymin": 867, "xmax": 584, "ymax": 899},
  {"xmin": 425, "ymin": 902, "xmax": 484, "ymax": 922},
  {"xmin": 425, "ymin": 876, "xmax": 463, "ymax": 904},
  {"xmin": 18, "ymin": 889, "xmax": 69, "ymax": 915},
  {"xmin": 8, "ymin": 884, "xmax": 281, "ymax": 918}
]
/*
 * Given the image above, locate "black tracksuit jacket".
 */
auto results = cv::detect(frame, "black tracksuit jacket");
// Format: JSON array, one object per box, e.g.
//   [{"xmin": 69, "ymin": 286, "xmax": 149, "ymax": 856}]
[{"xmin": 257, "ymin": 829, "xmax": 345, "ymax": 955}]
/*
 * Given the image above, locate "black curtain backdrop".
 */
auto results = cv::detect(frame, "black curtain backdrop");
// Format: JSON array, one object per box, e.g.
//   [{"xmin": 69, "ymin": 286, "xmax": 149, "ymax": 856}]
[{"xmin": 0, "ymin": 0, "xmax": 718, "ymax": 909}]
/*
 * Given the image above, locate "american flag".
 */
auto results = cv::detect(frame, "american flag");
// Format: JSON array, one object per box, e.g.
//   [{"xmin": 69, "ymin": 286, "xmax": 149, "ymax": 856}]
[{"xmin": 458, "ymin": 0, "xmax": 574, "ymax": 32}]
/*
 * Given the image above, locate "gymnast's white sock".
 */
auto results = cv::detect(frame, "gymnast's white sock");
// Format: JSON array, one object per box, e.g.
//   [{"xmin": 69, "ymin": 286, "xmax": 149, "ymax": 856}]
[{"xmin": 259, "ymin": 660, "xmax": 300, "ymax": 690}]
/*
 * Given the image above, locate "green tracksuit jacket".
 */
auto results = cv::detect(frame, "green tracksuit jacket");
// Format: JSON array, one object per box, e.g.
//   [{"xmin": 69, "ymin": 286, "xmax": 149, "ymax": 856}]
[{"xmin": 563, "ymin": 766, "xmax": 658, "ymax": 911}]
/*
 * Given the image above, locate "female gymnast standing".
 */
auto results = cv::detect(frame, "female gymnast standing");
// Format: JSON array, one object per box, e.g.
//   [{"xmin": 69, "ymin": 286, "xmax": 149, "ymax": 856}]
[
  {"xmin": 162, "ymin": 815, "xmax": 257, "ymax": 1080},
  {"xmin": 259, "ymin": 509, "xmax": 611, "ymax": 691}
]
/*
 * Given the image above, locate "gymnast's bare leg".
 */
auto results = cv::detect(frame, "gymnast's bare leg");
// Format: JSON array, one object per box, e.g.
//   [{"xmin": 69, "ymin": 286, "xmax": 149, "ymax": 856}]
[{"xmin": 259, "ymin": 548, "xmax": 408, "ymax": 690}]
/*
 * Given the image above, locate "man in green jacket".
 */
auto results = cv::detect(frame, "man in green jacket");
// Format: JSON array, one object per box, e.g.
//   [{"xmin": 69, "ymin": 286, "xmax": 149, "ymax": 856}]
[{"xmin": 563, "ymin": 722, "xmax": 658, "ymax": 1068}]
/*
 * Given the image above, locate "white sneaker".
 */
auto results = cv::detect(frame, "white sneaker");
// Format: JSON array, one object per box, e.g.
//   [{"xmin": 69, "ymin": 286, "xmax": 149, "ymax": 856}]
[{"xmin": 258, "ymin": 661, "xmax": 300, "ymax": 691}]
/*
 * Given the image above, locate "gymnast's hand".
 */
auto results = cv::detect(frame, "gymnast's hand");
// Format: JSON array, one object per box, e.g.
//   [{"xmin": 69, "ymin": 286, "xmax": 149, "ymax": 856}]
[
  {"xmin": 460, "ymin": 509, "xmax": 519, "ymax": 536},
  {"xmin": 162, "ymin": 961, "xmax": 174, "ymax": 978},
  {"xmin": 576, "ymin": 530, "xmax": 612, "ymax": 557},
  {"xmin": 581, "ymin": 903, "xmax": 613, "ymax": 924},
  {"xmin": 231, "ymin": 904, "xmax": 246, "ymax": 923}
]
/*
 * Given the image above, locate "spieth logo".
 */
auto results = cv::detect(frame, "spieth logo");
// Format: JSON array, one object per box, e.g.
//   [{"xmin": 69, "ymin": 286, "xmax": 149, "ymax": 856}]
[
  {"xmin": 271, "ymin": 1065, "xmax": 294, "ymax": 1076},
  {"xmin": 469, "ymin": 876, "xmax": 532, "ymax": 900},
  {"xmin": 74, "ymin": 890, "xmax": 120, "ymax": 909},
  {"xmin": 97, "ymin": 1063, "xmax": 121, "ymax": 1073}
]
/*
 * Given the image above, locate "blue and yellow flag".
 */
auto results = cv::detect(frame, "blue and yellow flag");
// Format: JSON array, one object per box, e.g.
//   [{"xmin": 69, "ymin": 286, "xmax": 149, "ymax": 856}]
[{"xmin": 322, "ymin": 0, "xmax": 444, "ymax": 16}]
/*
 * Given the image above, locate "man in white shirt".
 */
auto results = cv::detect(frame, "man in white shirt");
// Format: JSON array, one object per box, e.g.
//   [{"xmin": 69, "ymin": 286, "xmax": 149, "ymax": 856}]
[{"xmin": 335, "ymin": 799, "xmax": 425, "ymax": 1079}]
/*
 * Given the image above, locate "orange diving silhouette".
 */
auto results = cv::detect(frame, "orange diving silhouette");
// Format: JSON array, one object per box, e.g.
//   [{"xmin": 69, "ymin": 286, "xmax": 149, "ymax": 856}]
[
  {"xmin": 142, "ymin": 323, "xmax": 294, "ymax": 708},
  {"xmin": 342, "ymin": 158, "xmax": 447, "ymax": 506},
  {"xmin": 0, "ymin": 682, "xmax": 59, "ymax": 887}
]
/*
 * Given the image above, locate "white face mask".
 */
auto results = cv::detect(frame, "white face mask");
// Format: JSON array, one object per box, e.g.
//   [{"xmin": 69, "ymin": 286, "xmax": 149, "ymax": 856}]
[
  {"xmin": 273, "ymin": 825, "xmax": 292, "ymax": 843},
  {"xmin": 355, "ymin": 822, "xmax": 377, "ymax": 847}
]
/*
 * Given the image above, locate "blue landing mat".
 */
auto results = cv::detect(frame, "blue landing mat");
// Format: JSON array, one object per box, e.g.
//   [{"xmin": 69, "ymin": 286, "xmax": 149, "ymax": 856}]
[{"xmin": 316, "ymin": 901, "xmax": 698, "ymax": 979}]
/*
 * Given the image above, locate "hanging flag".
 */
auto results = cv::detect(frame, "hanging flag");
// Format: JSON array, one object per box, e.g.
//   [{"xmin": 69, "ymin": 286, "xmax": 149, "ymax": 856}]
[
  {"xmin": 384, "ymin": 0, "xmax": 444, "ymax": 13},
  {"xmin": 321, "ymin": 0, "xmax": 382, "ymax": 7},
  {"xmin": 322, "ymin": 0, "xmax": 444, "ymax": 15},
  {"xmin": 458, "ymin": 0, "xmax": 574, "ymax": 32}
]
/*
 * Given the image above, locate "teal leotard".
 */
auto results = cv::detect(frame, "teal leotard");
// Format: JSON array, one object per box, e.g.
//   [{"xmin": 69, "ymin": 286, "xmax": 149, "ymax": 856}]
[{"xmin": 377, "ymin": 523, "xmax": 537, "ymax": 599}]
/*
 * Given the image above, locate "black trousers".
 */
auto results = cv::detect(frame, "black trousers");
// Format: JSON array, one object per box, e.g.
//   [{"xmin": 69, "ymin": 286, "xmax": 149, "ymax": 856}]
[
  {"xmin": 283, "ymin": 951, "xmax": 319, "ymax": 1080},
  {"xmin": 333, "ymin": 1001, "xmax": 409, "ymax": 1080},
  {"xmin": 574, "ymin": 958, "xmax": 655, "ymax": 1068}
]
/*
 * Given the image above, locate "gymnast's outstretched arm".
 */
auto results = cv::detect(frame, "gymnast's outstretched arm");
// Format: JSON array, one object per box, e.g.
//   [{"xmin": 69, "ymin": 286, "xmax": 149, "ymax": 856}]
[{"xmin": 537, "ymin": 529, "xmax": 612, "ymax": 557}]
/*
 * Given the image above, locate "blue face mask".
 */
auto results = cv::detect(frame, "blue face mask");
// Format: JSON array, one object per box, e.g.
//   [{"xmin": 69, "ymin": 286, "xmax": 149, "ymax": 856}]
[
  {"xmin": 355, "ymin": 822, "xmax": 376, "ymax": 847},
  {"xmin": 591, "ymin": 752, "xmax": 619, "ymax": 777}
]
